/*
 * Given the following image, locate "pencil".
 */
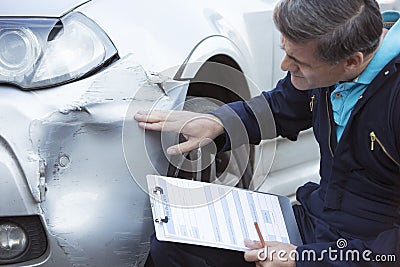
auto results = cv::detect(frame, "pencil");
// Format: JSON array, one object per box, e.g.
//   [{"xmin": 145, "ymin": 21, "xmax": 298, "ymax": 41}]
[{"xmin": 254, "ymin": 221, "xmax": 265, "ymax": 247}]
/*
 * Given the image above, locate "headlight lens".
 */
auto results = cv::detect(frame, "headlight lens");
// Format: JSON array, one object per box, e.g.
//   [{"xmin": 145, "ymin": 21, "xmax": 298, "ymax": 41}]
[
  {"xmin": 0, "ymin": 223, "xmax": 28, "ymax": 260},
  {"xmin": 0, "ymin": 28, "xmax": 40, "ymax": 77},
  {"xmin": 0, "ymin": 12, "xmax": 117, "ymax": 89}
]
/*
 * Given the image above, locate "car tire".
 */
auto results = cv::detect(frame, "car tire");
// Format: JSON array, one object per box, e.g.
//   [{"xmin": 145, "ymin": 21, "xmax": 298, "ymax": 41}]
[{"xmin": 167, "ymin": 96, "xmax": 253, "ymax": 188}]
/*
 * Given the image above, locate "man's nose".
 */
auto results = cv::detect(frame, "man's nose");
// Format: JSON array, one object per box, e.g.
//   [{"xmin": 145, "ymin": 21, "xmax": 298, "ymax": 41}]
[{"xmin": 281, "ymin": 55, "xmax": 297, "ymax": 72}]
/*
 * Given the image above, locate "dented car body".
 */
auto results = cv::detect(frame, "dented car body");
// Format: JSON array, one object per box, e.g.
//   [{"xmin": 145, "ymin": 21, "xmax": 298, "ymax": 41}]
[
  {"xmin": 0, "ymin": 55, "xmax": 187, "ymax": 266},
  {"xmin": 0, "ymin": 0, "xmax": 321, "ymax": 266}
]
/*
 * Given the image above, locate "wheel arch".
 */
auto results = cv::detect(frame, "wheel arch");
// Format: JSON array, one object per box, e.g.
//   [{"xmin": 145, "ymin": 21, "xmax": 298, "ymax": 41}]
[
  {"xmin": 187, "ymin": 54, "xmax": 251, "ymax": 104},
  {"xmin": 175, "ymin": 35, "xmax": 253, "ymax": 103}
]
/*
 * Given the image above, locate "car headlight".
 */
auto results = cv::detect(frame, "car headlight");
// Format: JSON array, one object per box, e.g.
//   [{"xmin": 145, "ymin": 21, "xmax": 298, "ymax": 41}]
[
  {"xmin": 0, "ymin": 223, "xmax": 28, "ymax": 260},
  {"xmin": 0, "ymin": 12, "xmax": 118, "ymax": 89}
]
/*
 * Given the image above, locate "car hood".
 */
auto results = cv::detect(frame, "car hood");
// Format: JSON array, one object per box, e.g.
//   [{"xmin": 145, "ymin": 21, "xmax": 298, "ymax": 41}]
[{"xmin": 0, "ymin": 0, "xmax": 91, "ymax": 17}]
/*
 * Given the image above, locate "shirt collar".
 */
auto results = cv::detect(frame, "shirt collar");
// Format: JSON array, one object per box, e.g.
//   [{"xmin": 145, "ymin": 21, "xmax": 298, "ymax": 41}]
[{"xmin": 357, "ymin": 10, "xmax": 400, "ymax": 85}]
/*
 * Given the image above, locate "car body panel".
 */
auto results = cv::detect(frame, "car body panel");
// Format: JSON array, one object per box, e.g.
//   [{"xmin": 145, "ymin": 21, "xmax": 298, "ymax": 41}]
[
  {"xmin": 0, "ymin": 0, "xmax": 90, "ymax": 17},
  {"xmin": 0, "ymin": 55, "xmax": 188, "ymax": 266},
  {"xmin": 378, "ymin": 0, "xmax": 400, "ymax": 11},
  {"xmin": 77, "ymin": 0, "xmax": 280, "ymax": 90}
]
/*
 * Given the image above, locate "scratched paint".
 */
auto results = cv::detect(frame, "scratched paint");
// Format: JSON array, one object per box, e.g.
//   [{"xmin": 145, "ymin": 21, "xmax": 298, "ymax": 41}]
[{"xmin": 0, "ymin": 54, "xmax": 188, "ymax": 266}]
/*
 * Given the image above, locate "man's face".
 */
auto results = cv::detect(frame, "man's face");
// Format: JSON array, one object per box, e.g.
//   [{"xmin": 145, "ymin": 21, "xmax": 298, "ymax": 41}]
[{"xmin": 280, "ymin": 36, "xmax": 346, "ymax": 90}]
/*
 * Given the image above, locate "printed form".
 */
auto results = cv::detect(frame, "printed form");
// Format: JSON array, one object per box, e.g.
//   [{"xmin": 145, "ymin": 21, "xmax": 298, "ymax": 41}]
[{"xmin": 148, "ymin": 175, "xmax": 291, "ymax": 251}]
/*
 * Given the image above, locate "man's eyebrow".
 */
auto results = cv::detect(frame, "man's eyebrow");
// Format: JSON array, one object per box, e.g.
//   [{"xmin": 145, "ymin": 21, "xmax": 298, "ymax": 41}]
[
  {"xmin": 287, "ymin": 54, "xmax": 311, "ymax": 66},
  {"xmin": 280, "ymin": 45, "xmax": 312, "ymax": 67}
]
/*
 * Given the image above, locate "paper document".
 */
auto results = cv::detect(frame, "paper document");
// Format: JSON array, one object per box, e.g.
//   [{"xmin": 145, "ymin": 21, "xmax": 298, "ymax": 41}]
[{"xmin": 147, "ymin": 175, "xmax": 295, "ymax": 251}]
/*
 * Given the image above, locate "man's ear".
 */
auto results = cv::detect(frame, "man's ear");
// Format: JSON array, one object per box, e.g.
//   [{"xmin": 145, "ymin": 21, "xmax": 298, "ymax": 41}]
[{"xmin": 344, "ymin": 52, "xmax": 364, "ymax": 72}]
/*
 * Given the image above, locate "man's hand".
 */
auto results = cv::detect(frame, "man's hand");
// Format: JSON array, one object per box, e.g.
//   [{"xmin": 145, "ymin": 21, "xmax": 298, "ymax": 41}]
[
  {"xmin": 134, "ymin": 110, "xmax": 224, "ymax": 155},
  {"xmin": 244, "ymin": 239, "xmax": 297, "ymax": 267}
]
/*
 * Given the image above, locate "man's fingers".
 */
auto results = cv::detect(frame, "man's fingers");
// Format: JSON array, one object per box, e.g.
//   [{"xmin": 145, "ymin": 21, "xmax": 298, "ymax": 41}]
[
  {"xmin": 136, "ymin": 110, "xmax": 165, "ymax": 116},
  {"xmin": 135, "ymin": 110, "xmax": 223, "ymax": 155},
  {"xmin": 167, "ymin": 139, "xmax": 201, "ymax": 155},
  {"xmin": 244, "ymin": 239, "xmax": 263, "ymax": 249},
  {"xmin": 138, "ymin": 120, "xmax": 186, "ymax": 133},
  {"xmin": 244, "ymin": 248, "xmax": 267, "ymax": 263},
  {"xmin": 134, "ymin": 110, "xmax": 169, "ymax": 123},
  {"xmin": 264, "ymin": 241, "xmax": 282, "ymax": 248},
  {"xmin": 137, "ymin": 121, "xmax": 165, "ymax": 131}
]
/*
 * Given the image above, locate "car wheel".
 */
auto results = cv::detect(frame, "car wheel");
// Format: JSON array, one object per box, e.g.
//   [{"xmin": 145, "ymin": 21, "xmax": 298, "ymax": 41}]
[{"xmin": 167, "ymin": 96, "xmax": 253, "ymax": 188}]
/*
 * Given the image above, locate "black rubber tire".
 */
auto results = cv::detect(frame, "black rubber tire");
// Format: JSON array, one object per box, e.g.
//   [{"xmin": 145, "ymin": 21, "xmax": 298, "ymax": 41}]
[{"xmin": 167, "ymin": 96, "xmax": 253, "ymax": 188}]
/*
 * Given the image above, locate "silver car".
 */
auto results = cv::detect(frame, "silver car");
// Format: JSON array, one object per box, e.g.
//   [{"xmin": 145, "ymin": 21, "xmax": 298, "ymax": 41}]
[{"xmin": 0, "ymin": 0, "xmax": 320, "ymax": 266}]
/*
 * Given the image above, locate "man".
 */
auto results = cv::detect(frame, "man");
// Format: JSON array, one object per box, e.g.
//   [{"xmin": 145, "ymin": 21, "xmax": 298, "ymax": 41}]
[{"xmin": 135, "ymin": 0, "xmax": 400, "ymax": 266}]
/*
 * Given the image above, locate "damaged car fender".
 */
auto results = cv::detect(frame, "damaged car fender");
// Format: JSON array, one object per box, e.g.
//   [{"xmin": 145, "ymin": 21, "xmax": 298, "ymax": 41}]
[{"xmin": 0, "ymin": 55, "xmax": 188, "ymax": 266}]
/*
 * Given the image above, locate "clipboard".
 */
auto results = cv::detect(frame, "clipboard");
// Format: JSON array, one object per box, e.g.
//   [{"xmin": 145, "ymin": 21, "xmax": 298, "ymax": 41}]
[{"xmin": 147, "ymin": 175, "xmax": 302, "ymax": 251}]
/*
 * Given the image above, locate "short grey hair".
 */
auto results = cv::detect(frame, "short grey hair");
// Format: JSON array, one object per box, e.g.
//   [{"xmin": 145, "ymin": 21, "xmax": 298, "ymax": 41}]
[{"xmin": 273, "ymin": 0, "xmax": 383, "ymax": 64}]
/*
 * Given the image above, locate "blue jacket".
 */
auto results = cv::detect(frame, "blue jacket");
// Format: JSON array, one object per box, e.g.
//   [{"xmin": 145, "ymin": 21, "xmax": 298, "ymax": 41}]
[{"xmin": 212, "ymin": 53, "xmax": 400, "ymax": 266}]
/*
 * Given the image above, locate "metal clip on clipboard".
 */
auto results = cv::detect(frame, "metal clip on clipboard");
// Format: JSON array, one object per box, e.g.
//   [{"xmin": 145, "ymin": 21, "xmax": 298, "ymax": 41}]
[{"xmin": 152, "ymin": 186, "xmax": 169, "ymax": 224}]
